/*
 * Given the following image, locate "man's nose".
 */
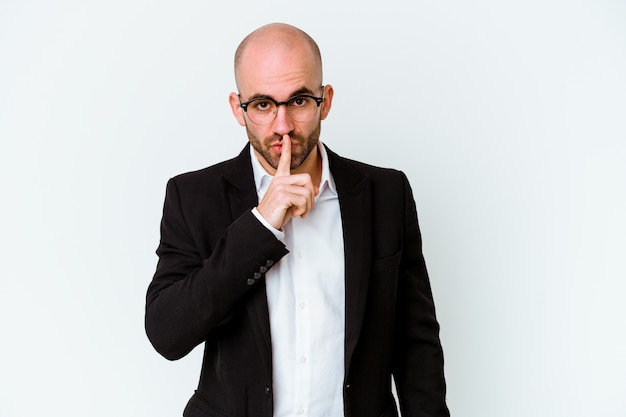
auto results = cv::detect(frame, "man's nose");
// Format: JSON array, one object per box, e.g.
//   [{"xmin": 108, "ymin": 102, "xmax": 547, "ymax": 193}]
[{"xmin": 271, "ymin": 104, "xmax": 294, "ymax": 135}]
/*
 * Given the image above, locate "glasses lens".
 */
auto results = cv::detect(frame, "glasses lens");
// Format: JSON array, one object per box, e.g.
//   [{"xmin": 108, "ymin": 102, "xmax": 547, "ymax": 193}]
[
  {"xmin": 287, "ymin": 96, "xmax": 318, "ymax": 122},
  {"xmin": 247, "ymin": 99, "xmax": 276, "ymax": 125}
]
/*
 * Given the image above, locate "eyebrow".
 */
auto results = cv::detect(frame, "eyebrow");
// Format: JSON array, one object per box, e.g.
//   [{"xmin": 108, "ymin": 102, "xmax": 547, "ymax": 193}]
[{"xmin": 244, "ymin": 87, "xmax": 318, "ymax": 102}]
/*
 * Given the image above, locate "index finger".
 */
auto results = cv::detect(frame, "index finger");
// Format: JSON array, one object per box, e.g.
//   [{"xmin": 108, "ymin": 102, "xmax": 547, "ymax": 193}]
[{"xmin": 275, "ymin": 134, "xmax": 291, "ymax": 177}]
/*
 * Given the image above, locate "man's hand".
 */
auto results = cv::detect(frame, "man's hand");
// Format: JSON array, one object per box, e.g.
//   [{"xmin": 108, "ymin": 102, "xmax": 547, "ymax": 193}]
[{"xmin": 257, "ymin": 135, "xmax": 318, "ymax": 230}]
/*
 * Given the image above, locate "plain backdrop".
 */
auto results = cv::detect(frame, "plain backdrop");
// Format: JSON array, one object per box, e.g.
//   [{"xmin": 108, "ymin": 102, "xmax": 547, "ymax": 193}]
[{"xmin": 1, "ymin": 1, "xmax": 625, "ymax": 416}]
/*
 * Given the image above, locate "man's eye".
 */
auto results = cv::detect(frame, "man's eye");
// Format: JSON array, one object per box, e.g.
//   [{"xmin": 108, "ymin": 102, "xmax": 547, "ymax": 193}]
[
  {"xmin": 290, "ymin": 97, "xmax": 309, "ymax": 107},
  {"xmin": 254, "ymin": 100, "xmax": 273, "ymax": 111}
]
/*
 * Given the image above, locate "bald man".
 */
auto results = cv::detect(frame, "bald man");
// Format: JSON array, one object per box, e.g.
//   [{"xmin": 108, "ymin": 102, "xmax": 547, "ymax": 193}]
[{"xmin": 145, "ymin": 23, "xmax": 450, "ymax": 417}]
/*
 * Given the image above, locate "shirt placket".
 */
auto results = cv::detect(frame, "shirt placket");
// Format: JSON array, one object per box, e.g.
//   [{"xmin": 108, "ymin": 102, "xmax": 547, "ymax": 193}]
[{"xmin": 292, "ymin": 223, "xmax": 310, "ymax": 416}]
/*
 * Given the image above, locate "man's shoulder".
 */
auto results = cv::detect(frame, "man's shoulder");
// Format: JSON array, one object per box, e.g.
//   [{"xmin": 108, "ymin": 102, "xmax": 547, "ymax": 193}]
[
  {"xmin": 326, "ymin": 146, "xmax": 405, "ymax": 180},
  {"xmin": 170, "ymin": 146, "xmax": 250, "ymax": 185},
  {"xmin": 163, "ymin": 147, "xmax": 252, "ymax": 199},
  {"xmin": 172, "ymin": 156, "xmax": 238, "ymax": 183},
  {"xmin": 325, "ymin": 146, "xmax": 413, "ymax": 204}
]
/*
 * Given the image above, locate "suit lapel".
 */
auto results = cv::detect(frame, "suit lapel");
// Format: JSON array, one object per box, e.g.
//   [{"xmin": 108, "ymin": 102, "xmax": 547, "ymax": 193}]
[
  {"xmin": 221, "ymin": 145, "xmax": 274, "ymax": 378},
  {"xmin": 326, "ymin": 146, "xmax": 373, "ymax": 376},
  {"xmin": 221, "ymin": 144, "xmax": 258, "ymax": 219}
]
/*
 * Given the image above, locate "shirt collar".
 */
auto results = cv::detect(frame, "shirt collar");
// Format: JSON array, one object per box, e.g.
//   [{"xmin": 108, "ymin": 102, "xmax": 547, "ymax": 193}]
[{"xmin": 250, "ymin": 141, "xmax": 337, "ymax": 201}]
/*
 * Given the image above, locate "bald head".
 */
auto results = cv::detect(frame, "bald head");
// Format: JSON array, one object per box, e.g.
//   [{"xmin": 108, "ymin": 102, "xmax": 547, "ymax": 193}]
[{"xmin": 234, "ymin": 23, "xmax": 323, "ymax": 91}]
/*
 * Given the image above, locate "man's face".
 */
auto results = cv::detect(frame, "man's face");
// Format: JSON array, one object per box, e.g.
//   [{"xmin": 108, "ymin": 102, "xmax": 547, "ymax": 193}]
[
  {"xmin": 242, "ymin": 90, "xmax": 324, "ymax": 173},
  {"xmin": 229, "ymin": 39, "xmax": 332, "ymax": 174}
]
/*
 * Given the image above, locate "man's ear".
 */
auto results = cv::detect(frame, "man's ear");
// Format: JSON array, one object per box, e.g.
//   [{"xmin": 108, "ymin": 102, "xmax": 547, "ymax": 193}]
[
  {"xmin": 229, "ymin": 92, "xmax": 246, "ymax": 126},
  {"xmin": 320, "ymin": 84, "xmax": 334, "ymax": 120}
]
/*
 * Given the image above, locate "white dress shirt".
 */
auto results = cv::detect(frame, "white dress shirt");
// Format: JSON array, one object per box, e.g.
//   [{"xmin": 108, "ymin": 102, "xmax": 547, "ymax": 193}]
[{"xmin": 250, "ymin": 143, "xmax": 346, "ymax": 417}]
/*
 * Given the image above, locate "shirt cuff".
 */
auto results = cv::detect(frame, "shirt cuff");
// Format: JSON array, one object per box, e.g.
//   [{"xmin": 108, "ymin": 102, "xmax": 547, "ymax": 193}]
[{"xmin": 251, "ymin": 207, "xmax": 285, "ymax": 241}]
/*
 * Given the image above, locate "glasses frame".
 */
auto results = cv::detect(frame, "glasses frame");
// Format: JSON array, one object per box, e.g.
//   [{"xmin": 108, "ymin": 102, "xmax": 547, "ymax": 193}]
[{"xmin": 238, "ymin": 87, "xmax": 325, "ymax": 125}]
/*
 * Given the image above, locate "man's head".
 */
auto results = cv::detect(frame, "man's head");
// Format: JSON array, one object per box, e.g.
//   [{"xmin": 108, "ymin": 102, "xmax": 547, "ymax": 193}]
[{"xmin": 229, "ymin": 23, "xmax": 333, "ymax": 175}]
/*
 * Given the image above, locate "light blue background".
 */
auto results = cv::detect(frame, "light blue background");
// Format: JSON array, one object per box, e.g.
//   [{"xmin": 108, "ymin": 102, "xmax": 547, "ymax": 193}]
[{"xmin": 1, "ymin": 1, "xmax": 625, "ymax": 416}]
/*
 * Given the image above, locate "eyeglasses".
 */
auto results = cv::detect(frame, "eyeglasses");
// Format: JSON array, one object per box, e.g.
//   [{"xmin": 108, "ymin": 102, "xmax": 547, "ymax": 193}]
[{"xmin": 239, "ymin": 88, "xmax": 324, "ymax": 125}]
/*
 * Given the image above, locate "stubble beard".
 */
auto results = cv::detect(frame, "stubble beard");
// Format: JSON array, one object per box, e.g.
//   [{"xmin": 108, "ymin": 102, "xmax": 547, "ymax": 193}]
[{"xmin": 246, "ymin": 121, "xmax": 322, "ymax": 171}]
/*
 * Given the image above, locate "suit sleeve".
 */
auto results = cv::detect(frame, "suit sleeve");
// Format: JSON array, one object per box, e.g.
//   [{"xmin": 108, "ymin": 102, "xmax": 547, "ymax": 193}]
[
  {"xmin": 145, "ymin": 177, "xmax": 288, "ymax": 360},
  {"xmin": 393, "ymin": 172, "xmax": 450, "ymax": 416}
]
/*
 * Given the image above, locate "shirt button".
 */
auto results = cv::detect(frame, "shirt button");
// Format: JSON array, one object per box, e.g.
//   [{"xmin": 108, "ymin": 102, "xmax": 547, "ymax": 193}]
[
  {"xmin": 297, "ymin": 408, "xmax": 304, "ymax": 415},
  {"xmin": 299, "ymin": 356, "xmax": 307, "ymax": 364},
  {"xmin": 298, "ymin": 302, "xmax": 306, "ymax": 310}
]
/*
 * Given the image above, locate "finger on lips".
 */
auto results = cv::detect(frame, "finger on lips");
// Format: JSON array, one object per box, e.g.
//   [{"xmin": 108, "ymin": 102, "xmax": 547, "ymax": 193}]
[
  {"xmin": 275, "ymin": 134, "xmax": 291, "ymax": 177},
  {"xmin": 262, "ymin": 134, "xmax": 319, "ymax": 224}
]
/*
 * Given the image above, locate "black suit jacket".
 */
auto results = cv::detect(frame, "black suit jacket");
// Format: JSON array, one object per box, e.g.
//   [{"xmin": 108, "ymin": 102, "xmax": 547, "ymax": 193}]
[{"xmin": 145, "ymin": 144, "xmax": 449, "ymax": 417}]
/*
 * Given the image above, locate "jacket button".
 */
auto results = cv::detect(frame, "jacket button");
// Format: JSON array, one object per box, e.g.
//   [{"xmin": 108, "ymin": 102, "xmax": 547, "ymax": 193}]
[
  {"xmin": 266, "ymin": 259, "xmax": 274, "ymax": 267},
  {"xmin": 259, "ymin": 265, "xmax": 268, "ymax": 273},
  {"xmin": 265, "ymin": 385, "xmax": 271, "ymax": 396},
  {"xmin": 253, "ymin": 271, "xmax": 262, "ymax": 279},
  {"xmin": 246, "ymin": 278, "xmax": 255, "ymax": 286}
]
